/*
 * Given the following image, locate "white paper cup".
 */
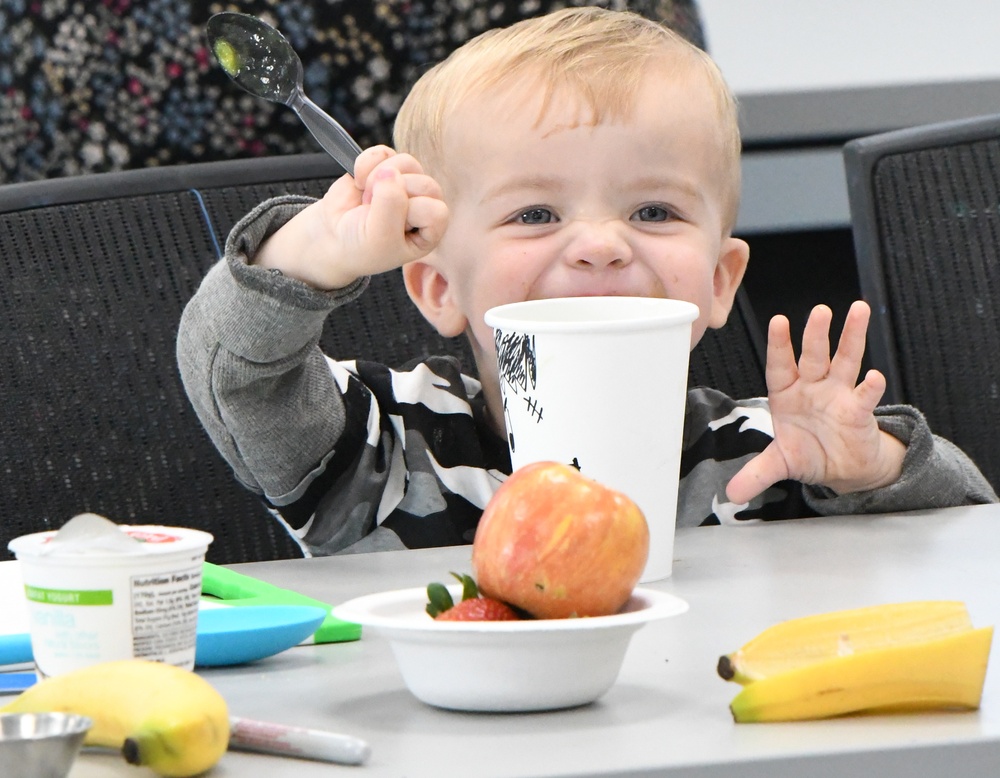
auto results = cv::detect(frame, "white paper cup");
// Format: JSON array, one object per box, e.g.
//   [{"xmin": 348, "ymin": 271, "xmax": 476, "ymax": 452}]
[
  {"xmin": 8, "ymin": 522, "xmax": 212, "ymax": 677},
  {"xmin": 485, "ymin": 297, "xmax": 697, "ymax": 581}
]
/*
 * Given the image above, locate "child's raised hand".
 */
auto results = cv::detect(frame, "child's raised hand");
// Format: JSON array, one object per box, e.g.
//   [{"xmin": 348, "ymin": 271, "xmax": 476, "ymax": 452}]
[
  {"xmin": 254, "ymin": 146, "xmax": 448, "ymax": 290},
  {"xmin": 725, "ymin": 301, "xmax": 907, "ymax": 506}
]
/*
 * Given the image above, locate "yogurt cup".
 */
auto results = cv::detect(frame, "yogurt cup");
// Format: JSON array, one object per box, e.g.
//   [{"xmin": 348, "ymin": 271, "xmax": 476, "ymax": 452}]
[{"xmin": 8, "ymin": 515, "xmax": 213, "ymax": 677}]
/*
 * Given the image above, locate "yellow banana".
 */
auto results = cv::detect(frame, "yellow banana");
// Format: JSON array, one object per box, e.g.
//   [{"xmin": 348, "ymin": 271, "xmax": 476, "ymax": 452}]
[
  {"xmin": 717, "ymin": 601, "xmax": 993, "ymax": 723},
  {"xmin": 728, "ymin": 625, "xmax": 992, "ymax": 722},
  {"xmin": 718, "ymin": 600, "xmax": 973, "ymax": 684},
  {"xmin": 1, "ymin": 659, "xmax": 229, "ymax": 776}
]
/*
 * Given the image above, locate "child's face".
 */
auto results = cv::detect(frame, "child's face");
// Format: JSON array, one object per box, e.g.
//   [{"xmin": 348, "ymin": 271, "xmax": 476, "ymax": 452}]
[{"xmin": 405, "ymin": 60, "xmax": 749, "ymax": 414}]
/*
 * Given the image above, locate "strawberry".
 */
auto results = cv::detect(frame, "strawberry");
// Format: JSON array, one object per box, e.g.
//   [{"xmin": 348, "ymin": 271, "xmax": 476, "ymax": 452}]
[
  {"xmin": 426, "ymin": 571, "xmax": 523, "ymax": 621},
  {"xmin": 434, "ymin": 596, "xmax": 521, "ymax": 621}
]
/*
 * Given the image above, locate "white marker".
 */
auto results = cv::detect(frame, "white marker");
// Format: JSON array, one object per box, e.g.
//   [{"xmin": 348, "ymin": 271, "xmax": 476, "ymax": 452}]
[{"xmin": 228, "ymin": 716, "xmax": 371, "ymax": 766}]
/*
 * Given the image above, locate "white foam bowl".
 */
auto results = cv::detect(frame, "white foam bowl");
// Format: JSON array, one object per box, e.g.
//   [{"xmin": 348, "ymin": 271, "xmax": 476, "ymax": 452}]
[{"xmin": 333, "ymin": 586, "xmax": 688, "ymax": 712}]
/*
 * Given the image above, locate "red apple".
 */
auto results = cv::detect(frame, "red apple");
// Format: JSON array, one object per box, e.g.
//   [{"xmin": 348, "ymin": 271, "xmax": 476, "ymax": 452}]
[{"xmin": 472, "ymin": 461, "xmax": 650, "ymax": 619}]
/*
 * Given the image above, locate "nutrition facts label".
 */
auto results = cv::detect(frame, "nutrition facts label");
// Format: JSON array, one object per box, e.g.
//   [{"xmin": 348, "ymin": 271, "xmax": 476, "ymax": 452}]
[{"xmin": 130, "ymin": 565, "xmax": 202, "ymax": 661}]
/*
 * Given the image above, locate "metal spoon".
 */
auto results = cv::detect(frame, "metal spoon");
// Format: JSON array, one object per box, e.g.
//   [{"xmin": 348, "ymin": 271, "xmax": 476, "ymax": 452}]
[{"xmin": 206, "ymin": 12, "xmax": 362, "ymax": 173}]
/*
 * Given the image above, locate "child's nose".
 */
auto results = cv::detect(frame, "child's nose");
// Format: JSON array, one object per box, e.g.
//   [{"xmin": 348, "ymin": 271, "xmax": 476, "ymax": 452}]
[{"xmin": 564, "ymin": 222, "xmax": 632, "ymax": 270}]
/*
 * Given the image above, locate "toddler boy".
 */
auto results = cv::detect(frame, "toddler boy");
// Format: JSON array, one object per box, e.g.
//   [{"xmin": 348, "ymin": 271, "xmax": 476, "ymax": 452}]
[{"xmin": 178, "ymin": 8, "xmax": 995, "ymax": 555}]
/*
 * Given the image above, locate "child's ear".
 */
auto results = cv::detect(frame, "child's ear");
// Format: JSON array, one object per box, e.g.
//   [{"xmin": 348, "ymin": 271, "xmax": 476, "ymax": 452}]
[
  {"xmin": 402, "ymin": 258, "xmax": 469, "ymax": 338},
  {"xmin": 707, "ymin": 237, "xmax": 751, "ymax": 328}
]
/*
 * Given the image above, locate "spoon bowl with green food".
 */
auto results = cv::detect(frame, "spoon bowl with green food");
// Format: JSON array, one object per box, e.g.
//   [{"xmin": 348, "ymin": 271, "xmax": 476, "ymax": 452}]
[{"xmin": 206, "ymin": 12, "xmax": 362, "ymax": 173}]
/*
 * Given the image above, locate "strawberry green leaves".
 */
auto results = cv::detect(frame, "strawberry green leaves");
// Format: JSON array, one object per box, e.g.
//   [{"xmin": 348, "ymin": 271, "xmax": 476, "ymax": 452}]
[{"xmin": 425, "ymin": 572, "xmax": 479, "ymax": 617}]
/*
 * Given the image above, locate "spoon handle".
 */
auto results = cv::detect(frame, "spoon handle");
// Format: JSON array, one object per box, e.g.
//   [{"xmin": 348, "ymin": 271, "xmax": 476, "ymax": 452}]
[{"xmin": 290, "ymin": 92, "xmax": 363, "ymax": 174}]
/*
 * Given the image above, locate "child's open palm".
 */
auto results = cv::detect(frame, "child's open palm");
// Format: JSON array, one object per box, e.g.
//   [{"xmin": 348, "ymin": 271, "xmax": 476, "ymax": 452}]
[{"xmin": 726, "ymin": 301, "xmax": 906, "ymax": 505}]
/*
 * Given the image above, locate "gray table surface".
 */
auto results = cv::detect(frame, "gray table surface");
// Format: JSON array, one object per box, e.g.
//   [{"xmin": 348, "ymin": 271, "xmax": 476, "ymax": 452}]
[{"xmin": 69, "ymin": 503, "xmax": 1000, "ymax": 777}]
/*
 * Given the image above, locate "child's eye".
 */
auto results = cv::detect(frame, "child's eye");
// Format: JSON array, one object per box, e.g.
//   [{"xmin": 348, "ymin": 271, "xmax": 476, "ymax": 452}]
[
  {"xmin": 632, "ymin": 205, "xmax": 672, "ymax": 222},
  {"xmin": 516, "ymin": 207, "xmax": 556, "ymax": 225}
]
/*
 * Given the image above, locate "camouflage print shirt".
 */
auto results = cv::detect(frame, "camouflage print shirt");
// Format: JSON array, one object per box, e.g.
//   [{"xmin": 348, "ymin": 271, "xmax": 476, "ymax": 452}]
[{"xmin": 177, "ymin": 198, "xmax": 997, "ymax": 556}]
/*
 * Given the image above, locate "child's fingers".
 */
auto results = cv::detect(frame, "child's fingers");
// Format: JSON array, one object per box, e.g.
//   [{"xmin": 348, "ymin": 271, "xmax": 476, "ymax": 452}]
[
  {"xmin": 399, "ymin": 172, "xmax": 444, "ymax": 202},
  {"xmin": 402, "ymin": 196, "xmax": 449, "ymax": 252},
  {"xmin": 359, "ymin": 151, "xmax": 430, "ymax": 203},
  {"xmin": 797, "ymin": 305, "xmax": 834, "ymax": 382},
  {"xmin": 725, "ymin": 443, "xmax": 788, "ymax": 506},
  {"xmin": 764, "ymin": 314, "xmax": 797, "ymax": 393},
  {"xmin": 362, "ymin": 169, "xmax": 448, "ymax": 260},
  {"xmin": 354, "ymin": 146, "xmax": 395, "ymax": 192},
  {"xmin": 853, "ymin": 368, "xmax": 887, "ymax": 414},
  {"xmin": 828, "ymin": 300, "xmax": 871, "ymax": 384},
  {"xmin": 362, "ymin": 167, "xmax": 412, "ymax": 248}
]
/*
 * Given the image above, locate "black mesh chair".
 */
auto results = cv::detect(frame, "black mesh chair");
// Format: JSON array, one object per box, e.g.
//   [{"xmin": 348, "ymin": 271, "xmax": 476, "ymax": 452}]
[
  {"xmin": 691, "ymin": 289, "xmax": 766, "ymax": 401},
  {"xmin": 0, "ymin": 153, "xmax": 764, "ymax": 562},
  {"xmin": 0, "ymin": 160, "xmax": 318, "ymax": 562},
  {"xmin": 843, "ymin": 113, "xmax": 1000, "ymax": 489}
]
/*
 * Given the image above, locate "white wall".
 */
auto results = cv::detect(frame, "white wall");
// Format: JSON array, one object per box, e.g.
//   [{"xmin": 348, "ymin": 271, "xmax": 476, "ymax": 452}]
[{"xmin": 698, "ymin": 0, "xmax": 1000, "ymax": 94}]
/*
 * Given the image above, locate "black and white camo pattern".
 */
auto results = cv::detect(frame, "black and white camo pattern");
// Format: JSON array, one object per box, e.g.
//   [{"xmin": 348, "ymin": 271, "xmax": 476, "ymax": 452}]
[{"xmin": 273, "ymin": 356, "xmax": 815, "ymax": 556}]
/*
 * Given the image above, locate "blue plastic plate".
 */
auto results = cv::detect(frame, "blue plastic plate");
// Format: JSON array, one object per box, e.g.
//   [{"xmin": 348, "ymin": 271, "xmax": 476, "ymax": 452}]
[
  {"xmin": 0, "ymin": 633, "xmax": 32, "ymax": 667},
  {"xmin": 195, "ymin": 605, "xmax": 327, "ymax": 666},
  {"xmin": 0, "ymin": 605, "xmax": 327, "ymax": 672}
]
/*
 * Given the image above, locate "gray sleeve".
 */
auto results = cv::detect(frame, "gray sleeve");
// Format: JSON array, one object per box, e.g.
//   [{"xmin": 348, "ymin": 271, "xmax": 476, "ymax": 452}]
[
  {"xmin": 803, "ymin": 404, "xmax": 998, "ymax": 514},
  {"xmin": 176, "ymin": 196, "xmax": 368, "ymax": 500}
]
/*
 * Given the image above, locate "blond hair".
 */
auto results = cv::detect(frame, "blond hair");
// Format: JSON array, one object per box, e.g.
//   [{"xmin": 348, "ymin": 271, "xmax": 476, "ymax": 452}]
[{"xmin": 394, "ymin": 6, "xmax": 742, "ymax": 231}]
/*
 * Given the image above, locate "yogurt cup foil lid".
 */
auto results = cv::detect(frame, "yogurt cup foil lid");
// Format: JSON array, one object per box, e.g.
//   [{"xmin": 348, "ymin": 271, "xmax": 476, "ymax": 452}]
[{"xmin": 8, "ymin": 513, "xmax": 213, "ymax": 557}]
